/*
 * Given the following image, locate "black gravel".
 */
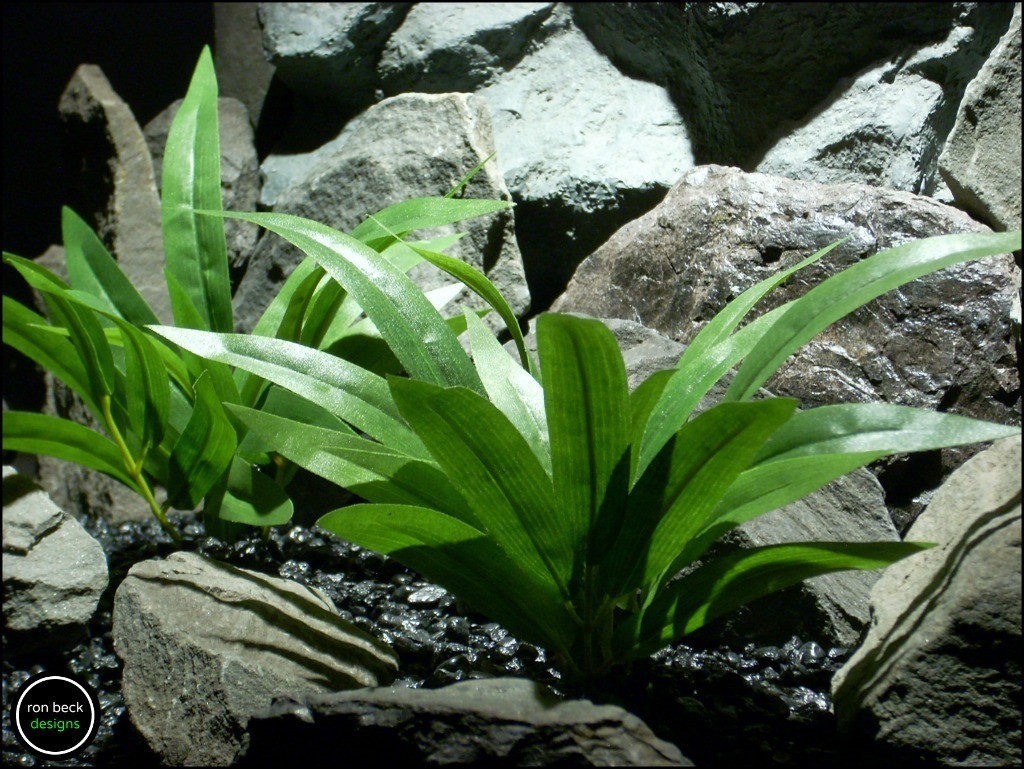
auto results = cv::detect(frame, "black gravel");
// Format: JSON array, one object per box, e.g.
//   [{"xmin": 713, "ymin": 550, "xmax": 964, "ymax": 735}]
[{"xmin": 4, "ymin": 512, "xmax": 870, "ymax": 767}]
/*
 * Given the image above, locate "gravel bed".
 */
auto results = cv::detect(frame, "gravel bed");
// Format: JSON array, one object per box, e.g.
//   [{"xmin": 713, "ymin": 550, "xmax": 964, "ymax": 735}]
[{"xmin": 3, "ymin": 513, "xmax": 864, "ymax": 767}]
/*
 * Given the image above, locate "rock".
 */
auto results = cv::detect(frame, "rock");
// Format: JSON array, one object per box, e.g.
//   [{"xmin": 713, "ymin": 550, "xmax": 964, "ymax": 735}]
[
  {"xmin": 2, "ymin": 466, "xmax": 108, "ymax": 651},
  {"xmin": 378, "ymin": 3, "xmax": 556, "ymax": 94},
  {"xmin": 58, "ymin": 64, "xmax": 170, "ymax": 323},
  {"xmin": 477, "ymin": 5, "xmax": 694, "ymax": 310},
  {"xmin": 214, "ymin": 3, "xmax": 277, "ymax": 126},
  {"xmin": 144, "ymin": 96, "xmax": 261, "ymax": 282},
  {"xmin": 553, "ymin": 166, "xmax": 1020, "ymax": 511},
  {"xmin": 940, "ymin": 4, "xmax": 1022, "ymax": 231},
  {"xmin": 572, "ymin": 3, "xmax": 1011, "ymax": 170},
  {"xmin": 258, "ymin": 3, "xmax": 410, "ymax": 106},
  {"xmin": 241, "ymin": 678, "xmax": 691, "ymax": 766},
  {"xmin": 756, "ymin": 14, "xmax": 1007, "ymax": 195},
  {"xmin": 239, "ymin": 91, "xmax": 529, "ymax": 333},
  {"xmin": 510, "ymin": 315, "xmax": 899, "ymax": 646},
  {"xmin": 831, "ymin": 435, "xmax": 1022, "ymax": 767},
  {"xmin": 113, "ymin": 551, "xmax": 398, "ymax": 766}
]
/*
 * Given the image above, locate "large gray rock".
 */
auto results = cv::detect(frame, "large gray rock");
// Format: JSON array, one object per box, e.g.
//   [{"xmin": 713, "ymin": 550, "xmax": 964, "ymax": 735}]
[
  {"xmin": 378, "ymin": 2, "xmax": 555, "ymax": 93},
  {"xmin": 477, "ymin": 5, "xmax": 694, "ymax": 310},
  {"xmin": 554, "ymin": 166, "xmax": 1020, "ymax": 508},
  {"xmin": 832, "ymin": 435, "xmax": 1022, "ymax": 767},
  {"xmin": 58, "ymin": 64, "xmax": 170, "ymax": 322},
  {"xmin": 214, "ymin": 3, "xmax": 277, "ymax": 126},
  {"xmin": 756, "ymin": 16, "xmax": 1004, "ymax": 196},
  {"xmin": 573, "ymin": 3, "xmax": 1013, "ymax": 170},
  {"xmin": 2, "ymin": 466, "xmax": 108, "ymax": 651},
  {"xmin": 259, "ymin": 3, "xmax": 410, "ymax": 105},
  {"xmin": 240, "ymin": 92, "xmax": 529, "ymax": 333},
  {"xmin": 144, "ymin": 96, "xmax": 261, "ymax": 282},
  {"xmin": 113, "ymin": 551, "xmax": 398, "ymax": 766},
  {"xmin": 241, "ymin": 678, "xmax": 691, "ymax": 766},
  {"xmin": 940, "ymin": 3, "xmax": 1022, "ymax": 231}
]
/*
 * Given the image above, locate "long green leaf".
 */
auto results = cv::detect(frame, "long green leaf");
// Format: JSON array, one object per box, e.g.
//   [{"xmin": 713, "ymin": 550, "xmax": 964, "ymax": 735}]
[
  {"xmin": 349, "ymin": 197, "xmax": 512, "ymax": 250},
  {"xmin": 214, "ymin": 457, "xmax": 293, "ymax": 526},
  {"xmin": 2, "ymin": 411, "xmax": 138, "ymax": 492},
  {"xmin": 389, "ymin": 377, "xmax": 570, "ymax": 599},
  {"xmin": 161, "ymin": 45, "xmax": 232, "ymax": 333},
  {"xmin": 616, "ymin": 541, "xmax": 931, "ymax": 659},
  {"xmin": 228, "ymin": 404, "xmax": 473, "ymax": 521},
  {"xmin": 207, "ymin": 211, "xmax": 482, "ymax": 391},
  {"xmin": 151, "ymin": 326, "xmax": 424, "ymax": 455},
  {"xmin": 633, "ymin": 301, "xmax": 793, "ymax": 482},
  {"xmin": 754, "ymin": 402, "xmax": 1021, "ymax": 463},
  {"xmin": 113, "ymin": 320, "xmax": 170, "ymax": 449},
  {"xmin": 466, "ymin": 310, "xmax": 549, "ymax": 472},
  {"xmin": 611, "ymin": 399, "xmax": 797, "ymax": 599},
  {"xmin": 2, "ymin": 296, "xmax": 99, "ymax": 417},
  {"xmin": 62, "ymin": 207, "xmax": 159, "ymax": 326},
  {"xmin": 367, "ymin": 214, "xmax": 532, "ymax": 374},
  {"xmin": 726, "ymin": 231, "xmax": 1022, "ymax": 402},
  {"xmin": 167, "ymin": 371, "xmax": 237, "ymax": 509},
  {"xmin": 318, "ymin": 503, "xmax": 575, "ymax": 654},
  {"xmin": 538, "ymin": 314, "xmax": 631, "ymax": 588}
]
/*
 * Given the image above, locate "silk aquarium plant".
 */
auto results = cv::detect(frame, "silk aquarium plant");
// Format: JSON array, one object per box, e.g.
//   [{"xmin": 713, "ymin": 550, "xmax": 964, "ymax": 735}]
[
  {"xmin": 150, "ymin": 198, "xmax": 1021, "ymax": 681},
  {"xmin": 1, "ymin": 46, "xmax": 513, "ymax": 542}
]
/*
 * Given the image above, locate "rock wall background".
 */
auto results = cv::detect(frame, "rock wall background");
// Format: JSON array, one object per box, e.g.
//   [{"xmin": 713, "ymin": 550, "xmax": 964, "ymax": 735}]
[{"xmin": 4, "ymin": 3, "xmax": 1021, "ymax": 532}]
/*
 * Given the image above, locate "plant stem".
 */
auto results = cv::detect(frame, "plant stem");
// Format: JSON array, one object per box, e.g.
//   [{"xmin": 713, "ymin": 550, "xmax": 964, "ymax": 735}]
[{"xmin": 101, "ymin": 395, "xmax": 183, "ymax": 542}]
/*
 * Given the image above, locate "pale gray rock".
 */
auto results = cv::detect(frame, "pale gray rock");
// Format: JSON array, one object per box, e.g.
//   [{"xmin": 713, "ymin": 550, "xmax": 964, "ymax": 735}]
[
  {"xmin": 239, "ymin": 92, "xmax": 529, "ymax": 333},
  {"xmin": 573, "ymin": 3, "xmax": 1013, "ymax": 169},
  {"xmin": 554, "ymin": 166, "xmax": 1020, "ymax": 503},
  {"xmin": 2, "ymin": 467, "xmax": 108, "ymax": 650},
  {"xmin": 378, "ymin": 3, "xmax": 555, "ymax": 93},
  {"xmin": 58, "ymin": 64, "xmax": 170, "ymax": 322},
  {"xmin": 832, "ymin": 435, "xmax": 1022, "ymax": 767},
  {"xmin": 145, "ymin": 96, "xmax": 261, "ymax": 282},
  {"xmin": 214, "ymin": 3, "xmax": 277, "ymax": 125},
  {"xmin": 940, "ymin": 3, "xmax": 1022, "ymax": 231},
  {"xmin": 756, "ymin": 19, "xmax": 1002, "ymax": 195},
  {"xmin": 258, "ymin": 2, "xmax": 410, "ymax": 105},
  {"xmin": 113, "ymin": 551, "xmax": 398, "ymax": 766},
  {"xmin": 478, "ymin": 5, "xmax": 694, "ymax": 309},
  {"xmin": 241, "ymin": 678, "xmax": 691, "ymax": 766}
]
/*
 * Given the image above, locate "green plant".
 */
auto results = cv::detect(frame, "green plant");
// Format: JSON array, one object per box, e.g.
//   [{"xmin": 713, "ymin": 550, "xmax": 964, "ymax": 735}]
[
  {"xmin": 2, "ymin": 46, "xmax": 514, "ymax": 541},
  {"xmin": 152, "ymin": 203, "xmax": 1021, "ymax": 680}
]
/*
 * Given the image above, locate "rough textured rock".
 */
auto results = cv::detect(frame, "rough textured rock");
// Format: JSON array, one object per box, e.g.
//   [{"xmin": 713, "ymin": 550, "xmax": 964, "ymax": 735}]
[
  {"xmin": 510, "ymin": 316, "xmax": 899, "ymax": 647},
  {"xmin": 573, "ymin": 3, "xmax": 1012, "ymax": 170},
  {"xmin": 940, "ymin": 3, "xmax": 1022, "ymax": 232},
  {"xmin": 2, "ymin": 466, "xmax": 108, "ymax": 651},
  {"xmin": 258, "ymin": 3, "xmax": 410, "ymax": 106},
  {"xmin": 756, "ymin": 16, "xmax": 1005, "ymax": 196},
  {"xmin": 214, "ymin": 2, "xmax": 277, "ymax": 126},
  {"xmin": 477, "ymin": 5, "xmax": 694, "ymax": 310},
  {"xmin": 832, "ymin": 435, "xmax": 1022, "ymax": 767},
  {"xmin": 58, "ymin": 64, "xmax": 170, "ymax": 322},
  {"xmin": 378, "ymin": 2, "xmax": 555, "ymax": 93},
  {"xmin": 113, "ymin": 551, "xmax": 398, "ymax": 766},
  {"xmin": 144, "ymin": 96, "xmax": 261, "ymax": 282},
  {"xmin": 554, "ymin": 166, "xmax": 1020, "ymax": 507},
  {"xmin": 241, "ymin": 678, "xmax": 690, "ymax": 766},
  {"xmin": 239, "ymin": 92, "xmax": 529, "ymax": 333}
]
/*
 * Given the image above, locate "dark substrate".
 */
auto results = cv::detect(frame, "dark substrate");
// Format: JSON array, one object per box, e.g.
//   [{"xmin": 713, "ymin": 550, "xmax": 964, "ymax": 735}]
[{"xmin": 3, "ymin": 512, "xmax": 882, "ymax": 767}]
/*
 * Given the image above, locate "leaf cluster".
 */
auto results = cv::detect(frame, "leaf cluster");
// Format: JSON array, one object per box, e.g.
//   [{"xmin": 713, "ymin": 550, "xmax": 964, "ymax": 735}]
[
  {"xmin": 157, "ymin": 189, "xmax": 1020, "ymax": 678},
  {"xmin": 2, "ymin": 47, "xmax": 513, "ymax": 541}
]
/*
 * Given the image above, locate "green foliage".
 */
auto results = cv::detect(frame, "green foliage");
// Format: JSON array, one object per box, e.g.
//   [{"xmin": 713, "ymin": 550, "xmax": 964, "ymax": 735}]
[
  {"xmin": 158, "ymin": 194, "xmax": 1020, "ymax": 678},
  {"xmin": 2, "ymin": 47, "xmax": 514, "ymax": 541}
]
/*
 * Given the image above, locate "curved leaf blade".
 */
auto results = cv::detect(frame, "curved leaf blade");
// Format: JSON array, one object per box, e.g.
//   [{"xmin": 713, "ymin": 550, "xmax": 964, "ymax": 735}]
[{"xmin": 161, "ymin": 46, "xmax": 232, "ymax": 333}]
